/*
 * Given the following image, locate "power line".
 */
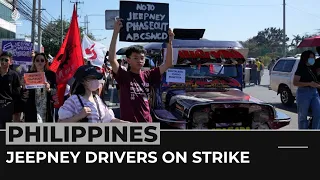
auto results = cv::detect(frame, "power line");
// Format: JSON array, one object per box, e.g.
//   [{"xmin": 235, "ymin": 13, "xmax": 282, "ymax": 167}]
[
  {"xmin": 16, "ymin": 0, "xmax": 61, "ymax": 38},
  {"xmin": 44, "ymin": 10, "xmax": 58, "ymax": 22},
  {"xmin": 286, "ymin": 4, "xmax": 320, "ymax": 20},
  {"xmin": 174, "ymin": 0, "xmax": 280, "ymax": 7}
]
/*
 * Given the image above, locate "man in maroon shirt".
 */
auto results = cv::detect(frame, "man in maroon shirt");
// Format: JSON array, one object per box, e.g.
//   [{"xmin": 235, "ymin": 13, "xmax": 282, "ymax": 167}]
[{"xmin": 108, "ymin": 19, "xmax": 174, "ymax": 122}]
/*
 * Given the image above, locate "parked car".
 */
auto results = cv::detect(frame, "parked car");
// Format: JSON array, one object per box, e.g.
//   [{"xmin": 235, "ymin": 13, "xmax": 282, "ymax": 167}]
[{"xmin": 270, "ymin": 57, "xmax": 299, "ymax": 106}]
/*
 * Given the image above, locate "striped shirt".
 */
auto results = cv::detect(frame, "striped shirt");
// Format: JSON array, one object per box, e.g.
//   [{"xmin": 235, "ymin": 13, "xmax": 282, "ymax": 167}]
[{"xmin": 58, "ymin": 95, "xmax": 115, "ymax": 123}]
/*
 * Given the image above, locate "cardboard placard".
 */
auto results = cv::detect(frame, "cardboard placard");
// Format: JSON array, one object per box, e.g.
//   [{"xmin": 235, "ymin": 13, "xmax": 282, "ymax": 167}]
[
  {"xmin": 105, "ymin": 10, "xmax": 119, "ymax": 30},
  {"xmin": 24, "ymin": 72, "xmax": 46, "ymax": 89},
  {"xmin": 166, "ymin": 69, "xmax": 186, "ymax": 83},
  {"xmin": 1, "ymin": 40, "xmax": 33, "ymax": 65},
  {"xmin": 119, "ymin": 0, "xmax": 169, "ymax": 42}
]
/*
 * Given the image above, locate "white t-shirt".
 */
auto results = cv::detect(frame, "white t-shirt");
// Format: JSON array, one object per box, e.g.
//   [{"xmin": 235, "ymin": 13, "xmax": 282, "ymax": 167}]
[{"xmin": 58, "ymin": 95, "xmax": 115, "ymax": 123}]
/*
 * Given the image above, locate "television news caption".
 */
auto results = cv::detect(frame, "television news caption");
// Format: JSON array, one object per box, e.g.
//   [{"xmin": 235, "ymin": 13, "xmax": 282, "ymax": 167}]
[{"xmin": 5, "ymin": 123, "xmax": 250, "ymax": 164}]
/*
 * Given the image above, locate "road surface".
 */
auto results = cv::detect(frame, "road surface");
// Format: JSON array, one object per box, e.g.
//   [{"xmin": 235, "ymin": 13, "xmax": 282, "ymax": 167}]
[
  {"xmin": 243, "ymin": 69, "xmax": 298, "ymax": 129},
  {"xmin": 104, "ymin": 69, "xmax": 298, "ymax": 129}
]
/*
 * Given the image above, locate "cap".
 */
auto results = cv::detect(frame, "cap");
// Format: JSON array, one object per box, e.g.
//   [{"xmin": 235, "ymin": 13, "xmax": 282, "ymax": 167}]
[{"xmin": 73, "ymin": 65, "xmax": 103, "ymax": 81}]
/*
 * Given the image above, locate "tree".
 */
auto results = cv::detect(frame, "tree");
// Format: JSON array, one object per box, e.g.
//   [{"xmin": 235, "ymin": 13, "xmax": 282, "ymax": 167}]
[
  {"xmin": 42, "ymin": 18, "xmax": 96, "ymax": 56},
  {"xmin": 241, "ymin": 27, "xmax": 289, "ymax": 57}
]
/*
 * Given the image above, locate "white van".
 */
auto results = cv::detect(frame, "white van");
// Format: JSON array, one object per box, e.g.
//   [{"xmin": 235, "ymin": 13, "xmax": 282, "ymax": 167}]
[{"xmin": 270, "ymin": 57, "xmax": 300, "ymax": 106}]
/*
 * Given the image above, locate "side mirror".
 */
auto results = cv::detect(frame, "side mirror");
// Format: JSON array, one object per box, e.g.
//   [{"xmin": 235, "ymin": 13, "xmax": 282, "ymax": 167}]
[{"xmin": 274, "ymin": 110, "xmax": 291, "ymax": 121}]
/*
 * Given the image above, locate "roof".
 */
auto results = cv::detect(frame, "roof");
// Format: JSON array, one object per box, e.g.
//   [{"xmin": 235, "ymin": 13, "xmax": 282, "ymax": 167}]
[{"xmin": 143, "ymin": 39, "xmax": 244, "ymax": 50}]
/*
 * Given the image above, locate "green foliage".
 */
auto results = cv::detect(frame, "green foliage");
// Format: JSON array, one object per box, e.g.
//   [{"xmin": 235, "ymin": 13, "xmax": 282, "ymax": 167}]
[
  {"xmin": 42, "ymin": 18, "xmax": 96, "ymax": 56},
  {"xmin": 242, "ymin": 27, "xmax": 320, "ymax": 61},
  {"xmin": 257, "ymin": 56, "xmax": 272, "ymax": 66}
]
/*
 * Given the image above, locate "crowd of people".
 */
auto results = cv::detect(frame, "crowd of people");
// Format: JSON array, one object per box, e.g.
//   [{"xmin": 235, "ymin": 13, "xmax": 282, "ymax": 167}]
[
  {"xmin": 246, "ymin": 59, "xmax": 265, "ymax": 85},
  {"xmin": 0, "ymin": 19, "xmax": 174, "ymax": 128},
  {"xmin": 2, "ymin": 17, "xmax": 320, "ymax": 129}
]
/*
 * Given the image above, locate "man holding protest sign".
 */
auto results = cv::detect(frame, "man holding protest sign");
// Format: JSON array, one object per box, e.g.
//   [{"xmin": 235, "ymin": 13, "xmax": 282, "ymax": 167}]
[
  {"xmin": 0, "ymin": 52, "xmax": 22, "ymax": 128},
  {"xmin": 108, "ymin": 17, "xmax": 174, "ymax": 122}
]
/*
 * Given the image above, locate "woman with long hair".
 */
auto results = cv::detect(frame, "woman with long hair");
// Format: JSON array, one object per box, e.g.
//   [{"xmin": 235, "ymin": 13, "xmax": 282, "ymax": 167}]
[
  {"xmin": 293, "ymin": 50, "xmax": 320, "ymax": 129},
  {"xmin": 22, "ymin": 53, "xmax": 56, "ymax": 122},
  {"xmin": 58, "ymin": 65, "xmax": 128, "ymax": 123}
]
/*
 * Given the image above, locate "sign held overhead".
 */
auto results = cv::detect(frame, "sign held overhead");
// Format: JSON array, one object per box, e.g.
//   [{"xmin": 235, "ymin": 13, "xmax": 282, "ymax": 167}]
[
  {"xmin": 105, "ymin": 10, "xmax": 119, "ymax": 30},
  {"xmin": 119, "ymin": 0, "xmax": 169, "ymax": 42}
]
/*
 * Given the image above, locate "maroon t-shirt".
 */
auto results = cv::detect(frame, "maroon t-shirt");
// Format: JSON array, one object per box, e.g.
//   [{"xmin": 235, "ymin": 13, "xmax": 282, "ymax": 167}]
[{"xmin": 114, "ymin": 67, "xmax": 161, "ymax": 122}]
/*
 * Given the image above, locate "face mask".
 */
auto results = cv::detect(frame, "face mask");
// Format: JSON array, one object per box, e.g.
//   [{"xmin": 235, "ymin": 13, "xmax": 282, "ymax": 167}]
[
  {"xmin": 86, "ymin": 79, "xmax": 100, "ymax": 91},
  {"xmin": 308, "ymin": 58, "xmax": 315, "ymax": 66}
]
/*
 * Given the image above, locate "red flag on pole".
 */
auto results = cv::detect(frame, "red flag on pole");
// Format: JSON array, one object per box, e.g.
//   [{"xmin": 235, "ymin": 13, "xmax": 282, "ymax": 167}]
[{"xmin": 50, "ymin": 5, "xmax": 84, "ymax": 108}]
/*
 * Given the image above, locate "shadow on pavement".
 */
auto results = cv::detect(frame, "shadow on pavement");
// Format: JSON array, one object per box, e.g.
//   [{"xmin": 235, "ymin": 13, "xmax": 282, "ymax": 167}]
[
  {"xmin": 269, "ymin": 102, "xmax": 297, "ymax": 114},
  {"xmin": 258, "ymin": 84, "xmax": 270, "ymax": 89}
]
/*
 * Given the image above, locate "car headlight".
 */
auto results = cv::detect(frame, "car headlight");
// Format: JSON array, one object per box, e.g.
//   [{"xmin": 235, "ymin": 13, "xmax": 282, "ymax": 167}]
[{"xmin": 192, "ymin": 111, "xmax": 209, "ymax": 129}]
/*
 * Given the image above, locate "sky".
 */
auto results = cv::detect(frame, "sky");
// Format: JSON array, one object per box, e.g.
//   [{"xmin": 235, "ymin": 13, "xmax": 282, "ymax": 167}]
[{"xmin": 16, "ymin": 0, "xmax": 320, "ymax": 51}]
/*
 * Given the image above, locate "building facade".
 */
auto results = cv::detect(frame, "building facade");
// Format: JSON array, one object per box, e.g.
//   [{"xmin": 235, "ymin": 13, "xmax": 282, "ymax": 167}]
[{"xmin": 0, "ymin": 0, "xmax": 16, "ymax": 39}]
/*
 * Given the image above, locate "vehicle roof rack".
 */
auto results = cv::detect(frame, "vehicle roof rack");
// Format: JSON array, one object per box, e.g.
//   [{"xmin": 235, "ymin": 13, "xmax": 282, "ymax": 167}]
[{"xmin": 173, "ymin": 28, "xmax": 205, "ymax": 40}]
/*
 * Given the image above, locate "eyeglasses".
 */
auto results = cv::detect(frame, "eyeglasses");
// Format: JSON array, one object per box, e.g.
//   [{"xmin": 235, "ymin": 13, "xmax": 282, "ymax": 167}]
[
  {"xmin": 0, "ymin": 58, "xmax": 9, "ymax": 62},
  {"xmin": 35, "ymin": 59, "xmax": 45, "ymax": 63}
]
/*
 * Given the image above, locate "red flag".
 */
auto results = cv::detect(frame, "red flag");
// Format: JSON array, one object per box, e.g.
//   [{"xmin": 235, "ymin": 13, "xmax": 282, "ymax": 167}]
[{"xmin": 50, "ymin": 5, "xmax": 84, "ymax": 108}]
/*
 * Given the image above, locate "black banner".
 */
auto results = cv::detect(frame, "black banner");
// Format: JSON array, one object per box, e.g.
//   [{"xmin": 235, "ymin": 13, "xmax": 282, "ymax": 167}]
[
  {"xmin": 119, "ymin": 1, "xmax": 169, "ymax": 42},
  {"xmin": 1, "ymin": 130, "xmax": 320, "ymax": 178}
]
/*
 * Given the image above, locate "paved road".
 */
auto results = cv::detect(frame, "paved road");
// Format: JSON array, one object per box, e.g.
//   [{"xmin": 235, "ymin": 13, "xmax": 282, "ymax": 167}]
[
  {"xmin": 104, "ymin": 69, "xmax": 298, "ymax": 129},
  {"xmin": 243, "ymin": 69, "xmax": 298, "ymax": 129}
]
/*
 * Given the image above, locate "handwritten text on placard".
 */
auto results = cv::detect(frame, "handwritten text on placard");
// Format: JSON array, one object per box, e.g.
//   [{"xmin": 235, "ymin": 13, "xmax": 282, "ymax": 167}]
[
  {"xmin": 24, "ymin": 72, "xmax": 45, "ymax": 89},
  {"xmin": 120, "ymin": 1, "xmax": 169, "ymax": 42}
]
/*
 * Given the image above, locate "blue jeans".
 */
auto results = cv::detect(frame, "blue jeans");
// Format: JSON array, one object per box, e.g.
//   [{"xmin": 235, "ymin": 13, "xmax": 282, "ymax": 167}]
[{"xmin": 296, "ymin": 87, "xmax": 320, "ymax": 129}]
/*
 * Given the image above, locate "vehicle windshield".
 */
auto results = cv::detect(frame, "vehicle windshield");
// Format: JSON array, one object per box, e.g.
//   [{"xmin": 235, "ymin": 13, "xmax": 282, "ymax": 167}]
[{"xmin": 172, "ymin": 64, "xmax": 238, "ymax": 78}]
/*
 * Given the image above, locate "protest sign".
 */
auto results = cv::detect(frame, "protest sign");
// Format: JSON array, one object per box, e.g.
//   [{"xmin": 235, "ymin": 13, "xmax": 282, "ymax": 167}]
[
  {"xmin": 119, "ymin": 1, "xmax": 169, "ymax": 42},
  {"xmin": 24, "ymin": 72, "xmax": 46, "ymax": 89},
  {"xmin": 166, "ymin": 69, "xmax": 186, "ymax": 83},
  {"xmin": 1, "ymin": 40, "xmax": 33, "ymax": 65},
  {"xmin": 105, "ymin": 10, "xmax": 119, "ymax": 30}
]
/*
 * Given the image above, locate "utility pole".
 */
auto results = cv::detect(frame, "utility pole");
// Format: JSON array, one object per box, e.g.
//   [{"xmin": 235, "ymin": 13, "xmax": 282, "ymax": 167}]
[
  {"xmin": 37, "ymin": 0, "xmax": 42, "ymax": 52},
  {"xmin": 283, "ymin": 0, "xmax": 286, "ymax": 57},
  {"xmin": 61, "ymin": 0, "xmax": 63, "ymax": 44},
  {"xmin": 86, "ymin": 15, "xmax": 89, "ymax": 34},
  {"xmin": 81, "ymin": 15, "xmax": 89, "ymax": 34},
  {"xmin": 31, "ymin": 0, "xmax": 36, "ymax": 47},
  {"xmin": 70, "ymin": 0, "xmax": 84, "ymax": 17}
]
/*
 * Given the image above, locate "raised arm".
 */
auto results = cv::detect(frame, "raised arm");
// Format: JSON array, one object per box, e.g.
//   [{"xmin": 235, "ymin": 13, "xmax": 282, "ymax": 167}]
[
  {"xmin": 108, "ymin": 18, "xmax": 123, "ymax": 74},
  {"xmin": 159, "ymin": 29, "xmax": 175, "ymax": 75}
]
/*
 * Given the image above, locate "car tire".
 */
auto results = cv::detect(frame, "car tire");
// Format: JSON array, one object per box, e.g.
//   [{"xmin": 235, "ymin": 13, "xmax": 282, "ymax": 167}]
[{"xmin": 279, "ymin": 87, "xmax": 294, "ymax": 106}]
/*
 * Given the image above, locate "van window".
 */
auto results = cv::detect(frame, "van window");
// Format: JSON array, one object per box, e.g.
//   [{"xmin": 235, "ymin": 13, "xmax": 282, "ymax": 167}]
[
  {"xmin": 282, "ymin": 60, "xmax": 296, "ymax": 72},
  {"xmin": 273, "ymin": 59, "xmax": 296, "ymax": 72},
  {"xmin": 273, "ymin": 60, "xmax": 285, "ymax": 71}
]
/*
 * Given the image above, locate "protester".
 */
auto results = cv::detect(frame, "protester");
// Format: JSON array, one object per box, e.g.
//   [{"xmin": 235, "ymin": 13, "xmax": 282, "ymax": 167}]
[
  {"xmin": 268, "ymin": 59, "xmax": 276, "ymax": 74},
  {"xmin": 248, "ymin": 60, "xmax": 257, "ymax": 85},
  {"xmin": 108, "ymin": 18, "xmax": 174, "ymax": 122},
  {"xmin": 293, "ymin": 50, "xmax": 320, "ymax": 129},
  {"xmin": 0, "ymin": 52, "xmax": 22, "ymax": 128},
  {"xmin": 256, "ymin": 59, "xmax": 262, "ymax": 85},
  {"xmin": 58, "ymin": 65, "xmax": 128, "ymax": 123},
  {"xmin": 21, "ymin": 53, "xmax": 57, "ymax": 123},
  {"xmin": 313, "ymin": 46, "xmax": 320, "ymax": 95},
  {"xmin": 95, "ymin": 65, "xmax": 106, "ymax": 99},
  {"xmin": 114, "ymin": 59, "xmax": 127, "ymax": 101}
]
